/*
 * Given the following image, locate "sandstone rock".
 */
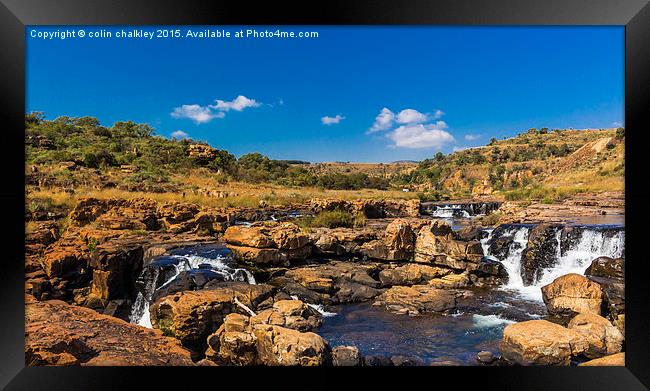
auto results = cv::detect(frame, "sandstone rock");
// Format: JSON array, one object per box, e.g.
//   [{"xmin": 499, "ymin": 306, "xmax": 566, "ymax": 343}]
[
  {"xmin": 310, "ymin": 227, "xmax": 378, "ymax": 255},
  {"xmin": 150, "ymin": 282, "xmax": 275, "ymax": 351},
  {"xmin": 567, "ymin": 313, "xmax": 623, "ymax": 358},
  {"xmin": 500, "ymin": 320, "xmax": 588, "ymax": 365},
  {"xmin": 476, "ymin": 351, "xmax": 497, "ymax": 364},
  {"xmin": 391, "ymin": 355, "xmax": 425, "ymax": 366},
  {"xmin": 585, "ymin": 256, "xmax": 624, "ymax": 280},
  {"xmin": 224, "ymin": 222, "xmax": 312, "ymax": 265},
  {"xmin": 579, "ymin": 352, "xmax": 625, "ymax": 366},
  {"xmin": 89, "ymin": 242, "xmax": 144, "ymax": 301},
  {"xmin": 332, "ymin": 346, "xmax": 362, "ymax": 366},
  {"xmin": 249, "ymin": 299, "xmax": 322, "ymax": 332},
  {"xmin": 26, "ymin": 298, "xmax": 193, "ymax": 366},
  {"xmin": 414, "ymin": 221, "xmax": 483, "ymax": 270},
  {"xmin": 427, "ymin": 272, "xmax": 470, "ymax": 289},
  {"xmin": 373, "ymin": 285, "xmax": 457, "ymax": 315},
  {"xmin": 541, "ymin": 273, "xmax": 603, "ymax": 316},
  {"xmin": 282, "ymin": 261, "xmax": 382, "ymax": 304},
  {"xmin": 310, "ymin": 198, "xmax": 420, "ymax": 218},
  {"xmin": 253, "ymin": 324, "xmax": 330, "ymax": 366},
  {"xmin": 585, "ymin": 257, "xmax": 625, "ymax": 320},
  {"xmin": 378, "ymin": 264, "xmax": 451, "ymax": 286}
]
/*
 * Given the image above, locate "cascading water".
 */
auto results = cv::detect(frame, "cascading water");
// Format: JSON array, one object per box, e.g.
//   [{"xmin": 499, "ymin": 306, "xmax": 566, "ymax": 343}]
[
  {"xmin": 129, "ymin": 245, "xmax": 255, "ymax": 327},
  {"xmin": 482, "ymin": 224, "xmax": 624, "ymax": 302}
]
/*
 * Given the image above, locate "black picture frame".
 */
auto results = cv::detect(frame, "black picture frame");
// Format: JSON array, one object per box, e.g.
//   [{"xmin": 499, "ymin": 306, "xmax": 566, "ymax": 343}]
[{"xmin": 1, "ymin": 0, "xmax": 649, "ymax": 389}]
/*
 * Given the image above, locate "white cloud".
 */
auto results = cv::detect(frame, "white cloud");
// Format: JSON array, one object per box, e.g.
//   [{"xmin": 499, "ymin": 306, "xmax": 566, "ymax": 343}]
[
  {"xmin": 211, "ymin": 95, "xmax": 260, "ymax": 111},
  {"xmin": 433, "ymin": 109, "xmax": 445, "ymax": 119},
  {"xmin": 453, "ymin": 146, "xmax": 470, "ymax": 152},
  {"xmin": 171, "ymin": 130, "xmax": 189, "ymax": 139},
  {"xmin": 464, "ymin": 134, "xmax": 481, "ymax": 141},
  {"xmin": 170, "ymin": 104, "xmax": 224, "ymax": 124},
  {"xmin": 387, "ymin": 123, "xmax": 455, "ymax": 149},
  {"xmin": 368, "ymin": 108, "xmax": 395, "ymax": 133},
  {"xmin": 321, "ymin": 114, "xmax": 345, "ymax": 125},
  {"xmin": 396, "ymin": 109, "xmax": 428, "ymax": 124}
]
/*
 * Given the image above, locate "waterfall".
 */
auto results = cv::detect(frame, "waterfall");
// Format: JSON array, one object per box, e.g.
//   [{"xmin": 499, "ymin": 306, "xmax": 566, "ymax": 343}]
[
  {"xmin": 421, "ymin": 202, "xmax": 501, "ymax": 218},
  {"xmin": 129, "ymin": 248, "xmax": 256, "ymax": 327},
  {"xmin": 482, "ymin": 224, "xmax": 624, "ymax": 302}
]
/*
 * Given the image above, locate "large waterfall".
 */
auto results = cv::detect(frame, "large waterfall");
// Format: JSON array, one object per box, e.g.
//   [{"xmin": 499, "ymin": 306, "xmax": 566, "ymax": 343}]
[
  {"xmin": 129, "ymin": 245, "xmax": 255, "ymax": 327},
  {"xmin": 481, "ymin": 224, "xmax": 625, "ymax": 301}
]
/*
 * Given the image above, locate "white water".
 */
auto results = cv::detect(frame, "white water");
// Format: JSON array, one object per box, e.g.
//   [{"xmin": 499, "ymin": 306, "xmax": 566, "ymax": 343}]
[
  {"xmin": 429, "ymin": 205, "xmax": 471, "ymax": 218},
  {"xmin": 290, "ymin": 295, "xmax": 338, "ymax": 317},
  {"xmin": 482, "ymin": 225, "xmax": 624, "ymax": 302},
  {"xmin": 472, "ymin": 314, "xmax": 515, "ymax": 328},
  {"xmin": 129, "ymin": 253, "xmax": 255, "ymax": 327}
]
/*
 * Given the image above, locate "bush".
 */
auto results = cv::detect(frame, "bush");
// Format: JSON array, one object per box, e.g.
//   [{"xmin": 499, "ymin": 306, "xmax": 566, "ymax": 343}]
[{"xmin": 297, "ymin": 209, "xmax": 357, "ymax": 229}]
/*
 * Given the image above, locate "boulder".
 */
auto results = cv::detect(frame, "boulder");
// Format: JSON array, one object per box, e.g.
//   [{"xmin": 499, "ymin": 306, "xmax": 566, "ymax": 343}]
[
  {"xmin": 579, "ymin": 352, "xmax": 625, "ymax": 366},
  {"xmin": 332, "ymin": 346, "xmax": 362, "ymax": 366},
  {"xmin": 567, "ymin": 313, "xmax": 623, "ymax": 358},
  {"xmin": 500, "ymin": 320, "xmax": 588, "ymax": 365},
  {"xmin": 224, "ymin": 222, "xmax": 312, "ymax": 265},
  {"xmin": 541, "ymin": 274, "xmax": 603, "ymax": 316},
  {"xmin": 26, "ymin": 297, "xmax": 193, "ymax": 366},
  {"xmin": 372, "ymin": 285, "xmax": 457, "ymax": 316},
  {"xmin": 310, "ymin": 198, "xmax": 420, "ymax": 218},
  {"xmin": 253, "ymin": 324, "xmax": 330, "ymax": 366},
  {"xmin": 427, "ymin": 272, "xmax": 470, "ymax": 289},
  {"xmin": 310, "ymin": 227, "xmax": 378, "ymax": 256},
  {"xmin": 359, "ymin": 219, "xmax": 416, "ymax": 261},
  {"xmin": 378, "ymin": 264, "xmax": 451, "ymax": 286},
  {"xmin": 585, "ymin": 257, "xmax": 625, "ymax": 320},
  {"xmin": 414, "ymin": 221, "xmax": 484, "ymax": 270},
  {"xmin": 585, "ymin": 256, "xmax": 624, "ymax": 280},
  {"xmin": 150, "ymin": 282, "xmax": 275, "ymax": 351}
]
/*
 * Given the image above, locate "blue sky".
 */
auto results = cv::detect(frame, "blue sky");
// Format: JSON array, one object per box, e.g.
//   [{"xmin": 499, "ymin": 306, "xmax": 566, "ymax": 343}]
[{"xmin": 26, "ymin": 26, "xmax": 624, "ymax": 162}]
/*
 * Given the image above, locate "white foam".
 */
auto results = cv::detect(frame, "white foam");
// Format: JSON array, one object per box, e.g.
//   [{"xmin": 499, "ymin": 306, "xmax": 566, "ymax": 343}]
[{"xmin": 472, "ymin": 314, "xmax": 515, "ymax": 328}]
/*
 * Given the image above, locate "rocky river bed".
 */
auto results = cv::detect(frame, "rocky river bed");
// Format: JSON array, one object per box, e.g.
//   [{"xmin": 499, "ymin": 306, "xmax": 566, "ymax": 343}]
[{"xmin": 25, "ymin": 196, "xmax": 626, "ymax": 366}]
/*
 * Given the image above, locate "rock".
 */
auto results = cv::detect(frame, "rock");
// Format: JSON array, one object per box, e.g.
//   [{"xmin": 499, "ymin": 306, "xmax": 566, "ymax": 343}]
[
  {"xmin": 427, "ymin": 272, "xmax": 470, "ymax": 288},
  {"xmin": 282, "ymin": 261, "xmax": 382, "ymax": 304},
  {"xmin": 224, "ymin": 222, "xmax": 312, "ymax": 265},
  {"xmin": 579, "ymin": 352, "xmax": 625, "ymax": 366},
  {"xmin": 469, "ymin": 258, "xmax": 509, "ymax": 286},
  {"xmin": 414, "ymin": 221, "xmax": 484, "ymax": 270},
  {"xmin": 541, "ymin": 274, "xmax": 603, "ymax": 316},
  {"xmin": 249, "ymin": 299, "xmax": 322, "ymax": 332},
  {"xmin": 310, "ymin": 227, "xmax": 378, "ymax": 256},
  {"xmin": 378, "ymin": 264, "xmax": 451, "ymax": 286},
  {"xmin": 363, "ymin": 355, "xmax": 393, "ymax": 366},
  {"xmin": 359, "ymin": 219, "xmax": 417, "ymax": 261},
  {"xmin": 373, "ymin": 285, "xmax": 457, "ymax": 315},
  {"xmin": 310, "ymin": 198, "xmax": 420, "ymax": 218},
  {"xmin": 567, "ymin": 313, "xmax": 623, "ymax": 358},
  {"xmin": 477, "ymin": 351, "xmax": 497, "ymax": 364},
  {"xmin": 332, "ymin": 346, "xmax": 362, "ymax": 366},
  {"xmin": 253, "ymin": 324, "xmax": 331, "ymax": 366},
  {"xmin": 520, "ymin": 224, "xmax": 563, "ymax": 285},
  {"xmin": 585, "ymin": 257, "xmax": 625, "ymax": 320},
  {"xmin": 89, "ymin": 242, "xmax": 144, "ymax": 301},
  {"xmin": 150, "ymin": 282, "xmax": 276, "ymax": 351},
  {"xmin": 390, "ymin": 355, "xmax": 425, "ymax": 366},
  {"xmin": 26, "ymin": 298, "xmax": 193, "ymax": 366},
  {"xmin": 266, "ymin": 276, "xmax": 331, "ymax": 304},
  {"xmin": 585, "ymin": 256, "xmax": 624, "ymax": 280},
  {"xmin": 500, "ymin": 320, "xmax": 588, "ymax": 365}
]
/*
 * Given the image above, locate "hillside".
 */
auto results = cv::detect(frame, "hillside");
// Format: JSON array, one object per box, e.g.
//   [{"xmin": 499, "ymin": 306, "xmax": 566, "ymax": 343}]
[{"xmin": 25, "ymin": 113, "xmax": 624, "ymax": 211}]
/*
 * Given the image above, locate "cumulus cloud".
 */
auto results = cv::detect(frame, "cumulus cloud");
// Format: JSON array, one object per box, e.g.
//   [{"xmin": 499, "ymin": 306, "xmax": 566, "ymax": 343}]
[
  {"xmin": 396, "ymin": 109, "xmax": 428, "ymax": 124},
  {"xmin": 211, "ymin": 95, "xmax": 260, "ymax": 112},
  {"xmin": 464, "ymin": 134, "xmax": 481, "ymax": 141},
  {"xmin": 321, "ymin": 114, "xmax": 345, "ymax": 125},
  {"xmin": 170, "ymin": 104, "xmax": 225, "ymax": 124},
  {"xmin": 171, "ymin": 130, "xmax": 189, "ymax": 139},
  {"xmin": 387, "ymin": 123, "xmax": 454, "ymax": 149},
  {"xmin": 368, "ymin": 108, "xmax": 395, "ymax": 133},
  {"xmin": 433, "ymin": 109, "xmax": 445, "ymax": 119}
]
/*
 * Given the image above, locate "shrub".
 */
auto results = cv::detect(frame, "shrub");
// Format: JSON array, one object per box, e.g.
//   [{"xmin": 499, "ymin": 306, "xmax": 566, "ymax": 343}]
[{"xmin": 297, "ymin": 209, "xmax": 356, "ymax": 229}]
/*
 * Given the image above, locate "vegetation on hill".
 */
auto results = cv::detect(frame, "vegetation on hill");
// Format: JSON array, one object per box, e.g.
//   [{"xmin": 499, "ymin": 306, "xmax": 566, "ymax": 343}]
[{"xmin": 25, "ymin": 113, "xmax": 624, "ymax": 207}]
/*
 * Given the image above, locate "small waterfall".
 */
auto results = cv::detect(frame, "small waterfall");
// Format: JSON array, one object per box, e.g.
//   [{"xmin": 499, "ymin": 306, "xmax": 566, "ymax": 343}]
[
  {"xmin": 129, "ymin": 246, "xmax": 255, "ymax": 327},
  {"xmin": 482, "ymin": 224, "xmax": 624, "ymax": 302},
  {"xmin": 421, "ymin": 201, "xmax": 501, "ymax": 218}
]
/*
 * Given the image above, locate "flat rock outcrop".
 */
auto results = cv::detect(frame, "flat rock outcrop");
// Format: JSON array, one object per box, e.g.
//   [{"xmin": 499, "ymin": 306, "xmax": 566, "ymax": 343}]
[
  {"xmin": 310, "ymin": 198, "xmax": 420, "ymax": 218},
  {"xmin": 378, "ymin": 264, "xmax": 451, "ymax": 286},
  {"xmin": 372, "ymin": 285, "xmax": 457, "ymax": 315},
  {"xmin": 25, "ymin": 297, "xmax": 193, "ymax": 366},
  {"xmin": 541, "ymin": 273, "xmax": 603, "ymax": 316}
]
